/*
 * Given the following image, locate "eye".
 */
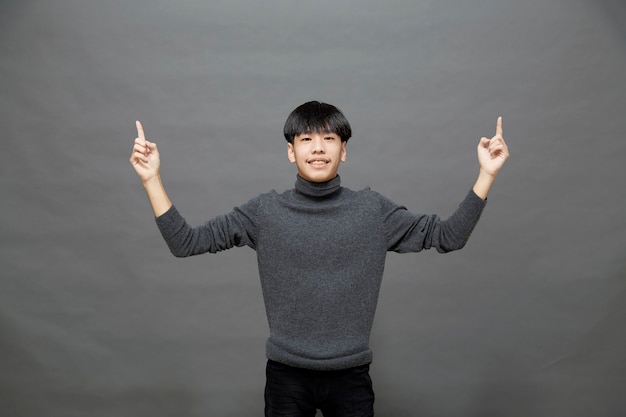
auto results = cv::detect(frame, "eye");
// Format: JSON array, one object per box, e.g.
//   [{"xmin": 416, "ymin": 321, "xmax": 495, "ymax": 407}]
[{"xmin": 324, "ymin": 136, "xmax": 336, "ymax": 141}]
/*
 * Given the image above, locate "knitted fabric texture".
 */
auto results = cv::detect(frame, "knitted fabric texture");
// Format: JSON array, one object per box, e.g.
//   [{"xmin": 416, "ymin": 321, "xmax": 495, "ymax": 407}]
[{"xmin": 155, "ymin": 175, "xmax": 486, "ymax": 370}]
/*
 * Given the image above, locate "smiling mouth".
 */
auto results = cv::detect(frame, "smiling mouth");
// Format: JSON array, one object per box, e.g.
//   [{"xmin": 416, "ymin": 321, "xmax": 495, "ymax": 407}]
[{"xmin": 307, "ymin": 159, "xmax": 330, "ymax": 166}]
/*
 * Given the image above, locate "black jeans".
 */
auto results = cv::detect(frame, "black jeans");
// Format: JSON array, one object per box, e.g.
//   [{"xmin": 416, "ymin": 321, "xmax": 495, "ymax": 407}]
[{"xmin": 264, "ymin": 360, "xmax": 375, "ymax": 417}]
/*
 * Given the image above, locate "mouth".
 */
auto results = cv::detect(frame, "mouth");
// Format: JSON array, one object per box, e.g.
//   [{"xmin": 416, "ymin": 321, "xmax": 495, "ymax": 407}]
[{"xmin": 307, "ymin": 159, "xmax": 330, "ymax": 166}]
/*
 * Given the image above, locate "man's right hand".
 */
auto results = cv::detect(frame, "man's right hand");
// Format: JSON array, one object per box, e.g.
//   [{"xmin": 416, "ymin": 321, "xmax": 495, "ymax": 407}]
[{"xmin": 130, "ymin": 120, "xmax": 161, "ymax": 183}]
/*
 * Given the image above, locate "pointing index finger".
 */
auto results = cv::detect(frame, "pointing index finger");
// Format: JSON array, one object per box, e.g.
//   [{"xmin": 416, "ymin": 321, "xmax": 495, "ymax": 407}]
[
  {"xmin": 496, "ymin": 116, "xmax": 503, "ymax": 137},
  {"xmin": 136, "ymin": 120, "xmax": 146, "ymax": 144}
]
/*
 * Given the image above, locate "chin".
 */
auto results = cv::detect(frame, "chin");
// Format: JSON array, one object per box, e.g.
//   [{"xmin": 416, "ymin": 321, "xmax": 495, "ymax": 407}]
[{"xmin": 301, "ymin": 172, "xmax": 335, "ymax": 183}]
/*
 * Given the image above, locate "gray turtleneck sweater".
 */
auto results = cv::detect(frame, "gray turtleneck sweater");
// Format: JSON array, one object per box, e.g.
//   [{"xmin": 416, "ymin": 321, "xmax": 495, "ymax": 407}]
[{"xmin": 155, "ymin": 175, "xmax": 486, "ymax": 370}]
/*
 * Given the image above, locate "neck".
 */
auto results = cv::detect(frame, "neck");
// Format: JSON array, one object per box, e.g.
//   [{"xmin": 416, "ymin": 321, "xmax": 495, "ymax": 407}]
[{"xmin": 295, "ymin": 175, "xmax": 341, "ymax": 198}]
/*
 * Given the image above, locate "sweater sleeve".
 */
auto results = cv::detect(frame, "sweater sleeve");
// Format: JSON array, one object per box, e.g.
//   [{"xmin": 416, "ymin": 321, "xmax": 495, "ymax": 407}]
[
  {"xmin": 384, "ymin": 189, "xmax": 486, "ymax": 253},
  {"xmin": 154, "ymin": 198, "xmax": 259, "ymax": 257}
]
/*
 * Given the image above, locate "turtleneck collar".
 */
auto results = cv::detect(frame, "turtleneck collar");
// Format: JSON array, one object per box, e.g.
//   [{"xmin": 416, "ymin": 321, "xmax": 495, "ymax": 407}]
[{"xmin": 294, "ymin": 175, "xmax": 342, "ymax": 198}]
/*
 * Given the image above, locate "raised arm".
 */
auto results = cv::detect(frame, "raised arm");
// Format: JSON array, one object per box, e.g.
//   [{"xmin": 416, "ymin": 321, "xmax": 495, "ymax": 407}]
[
  {"xmin": 472, "ymin": 116, "xmax": 509, "ymax": 199},
  {"xmin": 129, "ymin": 121, "xmax": 173, "ymax": 217}
]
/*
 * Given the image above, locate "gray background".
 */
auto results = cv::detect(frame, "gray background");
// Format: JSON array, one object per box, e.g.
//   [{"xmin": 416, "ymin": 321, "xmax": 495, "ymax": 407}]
[{"xmin": 1, "ymin": 0, "xmax": 625, "ymax": 416}]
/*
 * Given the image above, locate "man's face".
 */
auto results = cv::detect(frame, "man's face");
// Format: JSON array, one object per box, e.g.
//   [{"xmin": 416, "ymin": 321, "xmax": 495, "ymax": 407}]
[{"xmin": 287, "ymin": 132, "xmax": 347, "ymax": 183}]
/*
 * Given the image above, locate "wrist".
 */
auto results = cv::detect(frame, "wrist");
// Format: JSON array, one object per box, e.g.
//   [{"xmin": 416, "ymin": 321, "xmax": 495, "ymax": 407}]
[
  {"xmin": 141, "ymin": 174, "xmax": 172, "ymax": 217},
  {"xmin": 478, "ymin": 167, "xmax": 498, "ymax": 179},
  {"xmin": 142, "ymin": 174, "xmax": 162, "ymax": 189},
  {"xmin": 473, "ymin": 170, "xmax": 497, "ymax": 200}
]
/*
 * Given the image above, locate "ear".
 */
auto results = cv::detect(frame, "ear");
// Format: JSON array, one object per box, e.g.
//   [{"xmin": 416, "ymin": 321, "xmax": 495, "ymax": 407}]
[
  {"xmin": 287, "ymin": 143, "xmax": 296, "ymax": 163},
  {"xmin": 340, "ymin": 141, "xmax": 347, "ymax": 162}
]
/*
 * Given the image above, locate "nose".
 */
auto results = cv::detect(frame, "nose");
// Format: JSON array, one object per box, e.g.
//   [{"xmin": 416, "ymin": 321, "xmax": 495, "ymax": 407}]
[{"xmin": 312, "ymin": 137, "xmax": 325, "ymax": 153}]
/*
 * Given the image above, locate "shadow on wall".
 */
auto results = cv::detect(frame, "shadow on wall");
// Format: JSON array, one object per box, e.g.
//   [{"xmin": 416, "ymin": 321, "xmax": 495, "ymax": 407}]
[
  {"xmin": 592, "ymin": 0, "xmax": 626, "ymax": 43},
  {"xmin": 537, "ymin": 262, "xmax": 626, "ymax": 416},
  {"xmin": 0, "ymin": 311, "xmax": 202, "ymax": 417},
  {"xmin": 467, "ymin": 365, "xmax": 546, "ymax": 417},
  {"xmin": 462, "ymin": 261, "xmax": 626, "ymax": 417},
  {"xmin": 0, "ymin": 311, "xmax": 37, "ymax": 415},
  {"xmin": 466, "ymin": 262, "xmax": 626, "ymax": 416}
]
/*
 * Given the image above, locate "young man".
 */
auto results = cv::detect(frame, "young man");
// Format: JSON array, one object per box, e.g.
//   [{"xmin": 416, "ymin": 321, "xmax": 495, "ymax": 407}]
[{"xmin": 130, "ymin": 101, "xmax": 509, "ymax": 416}]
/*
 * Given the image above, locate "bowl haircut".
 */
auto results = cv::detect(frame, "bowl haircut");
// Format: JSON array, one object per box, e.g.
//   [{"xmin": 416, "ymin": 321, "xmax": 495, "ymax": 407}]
[{"xmin": 283, "ymin": 101, "xmax": 352, "ymax": 144}]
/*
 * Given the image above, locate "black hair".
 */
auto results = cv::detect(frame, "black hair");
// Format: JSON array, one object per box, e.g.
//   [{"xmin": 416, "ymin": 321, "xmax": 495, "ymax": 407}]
[{"xmin": 283, "ymin": 101, "xmax": 352, "ymax": 144}]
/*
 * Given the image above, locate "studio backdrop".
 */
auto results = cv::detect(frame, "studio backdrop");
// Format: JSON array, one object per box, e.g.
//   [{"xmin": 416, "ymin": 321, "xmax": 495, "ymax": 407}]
[{"xmin": 1, "ymin": 1, "xmax": 625, "ymax": 416}]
